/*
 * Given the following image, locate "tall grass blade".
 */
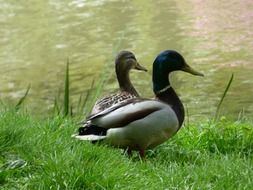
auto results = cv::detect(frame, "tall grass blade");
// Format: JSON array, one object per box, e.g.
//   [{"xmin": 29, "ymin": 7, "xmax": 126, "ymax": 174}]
[
  {"xmin": 214, "ymin": 73, "xmax": 234, "ymax": 120},
  {"xmin": 76, "ymin": 93, "xmax": 83, "ymax": 115},
  {"xmin": 53, "ymin": 97, "xmax": 61, "ymax": 115},
  {"xmin": 0, "ymin": 98, "xmax": 5, "ymax": 106},
  {"xmin": 64, "ymin": 59, "xmax": 70, "ymax": 117},
  {"xmin": 82, "ymin": 79, "xmax": 96, "ymax": 115},
  {"xmin": 15, "ymin": 84, "xmax": 31, "ymax": 111}
]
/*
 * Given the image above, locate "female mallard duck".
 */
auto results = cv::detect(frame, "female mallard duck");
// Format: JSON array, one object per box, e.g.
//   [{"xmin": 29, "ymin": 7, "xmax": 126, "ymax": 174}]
[
  {"xmin": 90, "ymin": 50, "xmax": 147, "ymax": 115},
  {"xmin": 74, "ymin": 50, "xmax": 203, "ymax": 158}
]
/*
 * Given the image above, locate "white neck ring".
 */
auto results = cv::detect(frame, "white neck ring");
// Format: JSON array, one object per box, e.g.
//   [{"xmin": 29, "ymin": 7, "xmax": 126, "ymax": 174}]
[{"xmin": 156, "ymin": 85, "xmax": 171, "ymax": 95}]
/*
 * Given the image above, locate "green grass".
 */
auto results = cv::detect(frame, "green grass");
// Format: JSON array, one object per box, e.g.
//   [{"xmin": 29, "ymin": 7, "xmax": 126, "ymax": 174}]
[{"xmin": 0, "ymin": 108, "xmax": 252, "ymax": 190}]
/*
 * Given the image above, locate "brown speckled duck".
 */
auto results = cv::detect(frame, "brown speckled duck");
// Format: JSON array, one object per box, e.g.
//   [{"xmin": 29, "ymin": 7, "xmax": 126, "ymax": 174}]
[{"xmin": 90, "ymin": 50, "xmax": 147, "ymax": 115}]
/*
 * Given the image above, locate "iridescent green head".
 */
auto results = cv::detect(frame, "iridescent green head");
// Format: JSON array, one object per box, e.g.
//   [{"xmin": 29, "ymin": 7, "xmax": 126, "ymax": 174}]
[{"xmin": 152, "ymin": 50, "xmax": 204, "ymax": 93}]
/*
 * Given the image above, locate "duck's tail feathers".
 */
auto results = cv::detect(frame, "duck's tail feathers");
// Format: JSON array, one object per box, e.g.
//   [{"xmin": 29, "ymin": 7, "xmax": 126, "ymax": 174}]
[{"xmin": 71, "ymin": 124, "xmax": 108, "ymax": 142}]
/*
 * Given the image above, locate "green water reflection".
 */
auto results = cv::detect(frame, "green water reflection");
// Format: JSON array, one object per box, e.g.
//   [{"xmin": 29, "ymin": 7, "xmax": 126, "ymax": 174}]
[{"xmin": 0, "ymin": 0, "xmax": 253, "ymax": 120}]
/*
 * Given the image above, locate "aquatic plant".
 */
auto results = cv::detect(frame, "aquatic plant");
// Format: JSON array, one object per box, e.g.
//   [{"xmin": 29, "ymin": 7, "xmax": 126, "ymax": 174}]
[
  {"xmin": 63, "ymin": 59, "xmax": 70, "ymax": 117},
  {"xmin": 214, "ymin": 73, "xmax": 234, "ymax": 120},
  {"xmin": 15, "ymin": 84, "xmax": 31, "ymax": 111}
]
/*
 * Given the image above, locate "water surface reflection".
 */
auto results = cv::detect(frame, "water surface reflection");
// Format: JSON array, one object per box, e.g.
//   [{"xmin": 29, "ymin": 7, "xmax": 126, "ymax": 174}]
[{"xmin": 0, "ymin": 0, "xmax": 252, "ymax": 120}]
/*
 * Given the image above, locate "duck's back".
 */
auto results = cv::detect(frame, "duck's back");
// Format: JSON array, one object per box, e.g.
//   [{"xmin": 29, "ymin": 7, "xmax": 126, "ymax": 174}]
[{"xmin": 90, "ymin": 91, "xmax": 137, "ymax": 115}]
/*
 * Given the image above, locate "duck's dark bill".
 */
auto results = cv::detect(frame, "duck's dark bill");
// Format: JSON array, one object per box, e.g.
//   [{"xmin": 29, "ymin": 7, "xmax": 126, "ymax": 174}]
[
  {"xmin": 182, "ymin": 64, "xmax": 204, "ymax": 77},
  {"xmin": 135, "ymin": 62, "xmax": 148, "ymax": 72}
]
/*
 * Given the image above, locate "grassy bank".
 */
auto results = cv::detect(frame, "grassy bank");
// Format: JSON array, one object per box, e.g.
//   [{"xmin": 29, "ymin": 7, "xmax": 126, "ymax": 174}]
[{"xmin": 0, "ymin": 108, "xmax": 252, "ymax": 189}]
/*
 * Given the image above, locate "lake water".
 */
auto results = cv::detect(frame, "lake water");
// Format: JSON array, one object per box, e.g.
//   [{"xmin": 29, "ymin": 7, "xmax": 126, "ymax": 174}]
[{"xmin": 0, "ymin": 0, "xmax": 253, "ymax": 120}]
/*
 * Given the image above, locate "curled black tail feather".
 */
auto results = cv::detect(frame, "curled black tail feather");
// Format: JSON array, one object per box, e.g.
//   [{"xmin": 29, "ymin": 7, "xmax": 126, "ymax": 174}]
[{"xmin": 78, "ymin": 125, "xmax": 107, "ymax": 136}]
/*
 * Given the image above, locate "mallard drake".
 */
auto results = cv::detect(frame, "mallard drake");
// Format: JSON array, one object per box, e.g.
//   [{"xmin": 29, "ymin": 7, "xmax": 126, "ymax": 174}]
[
  {"xmin": 90, "ymin": 50, "xmax": 147, "ymax": 115},
  {"xmin": 73, "ymin": 50, "xmax": 203, "ymax": 158}
]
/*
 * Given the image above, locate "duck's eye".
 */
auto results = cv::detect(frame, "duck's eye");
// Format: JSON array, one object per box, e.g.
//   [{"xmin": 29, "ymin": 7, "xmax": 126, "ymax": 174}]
[{"xmin": 128, "ymin": 56, "xmax": 136, "ymax": 60}]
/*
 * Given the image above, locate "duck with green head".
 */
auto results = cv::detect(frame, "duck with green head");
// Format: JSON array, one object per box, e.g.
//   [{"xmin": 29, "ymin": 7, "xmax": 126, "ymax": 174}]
[{"xmin": 74, "ymin": 50, "xmax": 203, "ymax": 158}]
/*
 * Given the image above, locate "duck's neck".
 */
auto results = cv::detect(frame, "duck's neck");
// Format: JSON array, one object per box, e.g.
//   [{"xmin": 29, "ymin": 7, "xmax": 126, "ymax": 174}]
[
  {"xmin": 153, "ymin": 73, "xmax": 185, "ymax": 127},
  {"xmin": 117, "ymin": 70, "xmax": 139, "ymax": 97}
]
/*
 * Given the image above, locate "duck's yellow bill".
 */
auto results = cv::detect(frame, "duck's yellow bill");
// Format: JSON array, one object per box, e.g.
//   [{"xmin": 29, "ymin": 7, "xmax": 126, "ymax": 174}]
[{"xmin": 182, "ymin": 64, "xmax": 204, "ymax": 77}]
